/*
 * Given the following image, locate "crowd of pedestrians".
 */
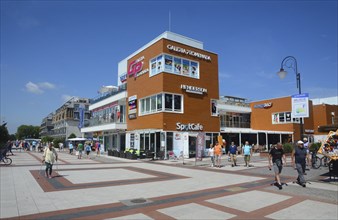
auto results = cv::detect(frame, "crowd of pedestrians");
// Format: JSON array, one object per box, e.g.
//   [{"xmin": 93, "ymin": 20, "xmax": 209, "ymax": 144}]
[{"xmin": 206, "ymin": 138, "xmax": 314, "ymax": 190}]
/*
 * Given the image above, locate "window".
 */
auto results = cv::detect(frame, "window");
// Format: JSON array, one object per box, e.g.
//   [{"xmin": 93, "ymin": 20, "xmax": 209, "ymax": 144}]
[
  {"xmin": 272, "ymin": 112, "xmax": 300, "ymax": 124},
  {"xmin": 165, "ymin": 94, "xmax": 173, "ymax": 111},
  {"xmin": 140, "ymin": 93, "xmax": 183, "ymax": 115},
  {"xmin": 150, "ymin": 54, "xmax": 199, "ymax": 79}
]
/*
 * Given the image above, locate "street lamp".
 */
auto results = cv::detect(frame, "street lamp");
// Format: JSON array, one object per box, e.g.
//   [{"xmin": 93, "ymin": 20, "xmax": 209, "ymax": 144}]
[{"xmin": 277, "ymin": 56, "xmax": 303, "ymax": 140}]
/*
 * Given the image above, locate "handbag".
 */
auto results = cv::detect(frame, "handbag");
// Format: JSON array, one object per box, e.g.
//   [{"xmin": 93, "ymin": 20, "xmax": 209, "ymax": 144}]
[{"xmin": 76, "ymin": 151, "xmax": 79, "ymax": 156}]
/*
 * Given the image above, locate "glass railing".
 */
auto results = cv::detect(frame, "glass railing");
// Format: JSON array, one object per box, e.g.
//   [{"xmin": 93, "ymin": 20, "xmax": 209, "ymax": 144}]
[
  {"xmin": 84, "ymin": 116, "xmax": 126, "ymax": 127},
  {"xmin": 91, "ymin": 85, "xmax": 127, "ymax": 104},
  {"xmin": 220, "ymin": 121, "xmax": 251, "ymax": 128}
]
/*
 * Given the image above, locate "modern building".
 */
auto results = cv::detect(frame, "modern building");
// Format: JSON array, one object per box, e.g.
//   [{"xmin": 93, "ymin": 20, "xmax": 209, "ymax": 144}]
[
  {"xmin": 50, "ymin": 97, "xmax": 91, "ymax": 140},
  {"xmin": 81, "ymin": 31, "xmax": 337, "ymax": 158}
]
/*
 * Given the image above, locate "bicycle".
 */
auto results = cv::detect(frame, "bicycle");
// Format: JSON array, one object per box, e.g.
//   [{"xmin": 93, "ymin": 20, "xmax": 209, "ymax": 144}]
[
  {"xmin": 312, "ymin": 152, "xmax": 329, "ymax": 169},
  {"xmin": 0, "ymin": 148, "xmax": 12, "ymax": 166}
]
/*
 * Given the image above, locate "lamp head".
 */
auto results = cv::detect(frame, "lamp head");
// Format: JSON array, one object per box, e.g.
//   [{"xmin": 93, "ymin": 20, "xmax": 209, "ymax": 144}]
[{"xmin": 277, "ymin": 68, "xmax": 287, "ymax": 79}]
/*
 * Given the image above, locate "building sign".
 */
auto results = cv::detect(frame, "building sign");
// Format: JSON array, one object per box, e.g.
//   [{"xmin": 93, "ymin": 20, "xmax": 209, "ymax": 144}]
[
  {"xmin": 119, "ymin": 73, "xmax": 127, "ymax": 83},
  {"xmin": 128, "ymin": 95, "xmax": 137, "ymax": 119},
  {"xmin": 128, "ymin": 56, "xmax": 149, "ymax": 78},
  {"xmin": 167, "ymin": 44, "xmax": 211, "ymax": 61},
  {"xmin": 181, "ymin": 84, "xmax": 207, "ymax": 95},
  {"xmin": 176, "ymin": 122, "xmax": 203, "ymax": 131},
  {"xmin": 254, "ymin": 102, "xmax": 273, "ymax": 109},
  {"xmin": 292, "ymin": 93, "xmax": 309, "ymax": 118}
]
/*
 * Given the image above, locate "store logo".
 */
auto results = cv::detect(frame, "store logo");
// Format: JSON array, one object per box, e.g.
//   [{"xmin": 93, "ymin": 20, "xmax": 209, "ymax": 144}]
[
  {"xmin": 181, "ymin": 84, "xmax": 207, "ymax": 95},
  {"xmin": 128, "ymin": 57, "xmax": 144, "ymax": 77},
  {"xmin": 120, "ymin": 73, "xmax": 127, "ymax": 83},
  {"xmin": 254, "ymin": 102, "xmax": 273, "ymax": 109},
  {"xmin": 176, "ymin": 122, "xmax": 203, "ymax": 131},
  {"xmin": 167, "ymin": 44, "xmax": 211, "ymax": 61}
]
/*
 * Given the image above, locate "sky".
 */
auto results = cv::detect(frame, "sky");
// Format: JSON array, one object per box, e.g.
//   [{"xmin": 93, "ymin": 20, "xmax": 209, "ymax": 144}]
[{"xmin": 1, "ymin": 0, "xmax": 337, "ymax": 134}]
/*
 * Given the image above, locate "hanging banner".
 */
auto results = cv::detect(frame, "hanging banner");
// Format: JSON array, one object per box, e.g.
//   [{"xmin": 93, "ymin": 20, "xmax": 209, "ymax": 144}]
[
  {"xmin": 196, "ymin": 132, "xmax": 205, "ymax": 161},
  {"xmin": 292, "ymin": 93, "xmax": 309, "ymax": 118},
  {"xmin": 78, "ymin": 104, "xmax": 85, "ymax": 129}
]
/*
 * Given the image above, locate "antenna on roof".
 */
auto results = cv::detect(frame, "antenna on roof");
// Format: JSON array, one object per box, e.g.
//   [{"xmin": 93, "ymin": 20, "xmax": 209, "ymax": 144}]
[{"xmin": 169, "ymin": 10, "xmax": 171, "ymax": 32}]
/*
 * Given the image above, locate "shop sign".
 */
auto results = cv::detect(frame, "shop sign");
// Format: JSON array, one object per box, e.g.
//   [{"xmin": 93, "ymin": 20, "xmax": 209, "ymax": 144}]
[
  {"xmin": 176, "ymin": 122, "xmax": 203, "ymax": 131},
  {"xmin": 254, "ymin": 102, "xmax": 273, "ymax": 109},
  {"xmin": 128, "ymin": 56, "xmax": 149, "ymax": 78},
  {"xmin": 305, "ymin": 129, "xmax": 314, "ymax": 134},
  {"xmin": 128, "ymin": 95, "xmax": 137, "ymax": 119},
  {"xmin": 167, "ymin": 44, "xmax": 211, "ymax": 61},
  {"xmin": 120, "ymin": 73, "xmax": 127, "ymax": 83},
  {"xmin": 181, "ymin": 84, "xmax": 207, "ymax": 95}
]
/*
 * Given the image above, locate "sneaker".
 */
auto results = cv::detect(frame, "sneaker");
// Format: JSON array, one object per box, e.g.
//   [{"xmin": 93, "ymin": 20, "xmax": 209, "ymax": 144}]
[
  {"xmin": 231, "ymin": 164, "xmax": 234, "ymax": 167},
  {"xmin": 48, "ymin": 176, "xmax": 52, "ymax": 179},
  {"xmin": 303, "ymin": 172, "xmax": 307, "ymax": 175},
  {"xmin": 302, "ymin": 183, "xmax": 306, "ymax": 187}
]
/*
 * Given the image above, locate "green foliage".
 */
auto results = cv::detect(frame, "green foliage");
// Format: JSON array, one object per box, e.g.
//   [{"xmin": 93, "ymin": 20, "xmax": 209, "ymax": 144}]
[
  {"xmin": 53, "ymin": 137, "xmax": 65, "ymax": 148},
  {"xmin": 0, "ymin": 124, "xmax": 10, "ymax": 146},
  {"xmin": 310, "ymin": 142, "xmax": 321, "ymax": 152},
  {"xmin": 283, "ymin": 143, "xmax": 294, "ymax": 154},
  {"xmin": 41, "ymin": 136, "xmax": 54, "ymax": 143},
  {"xmin": 16, "ymin": 125, "xmax": 40, "ymax": 140},
  {"xmin": 68, "ymin": 133, "xmax": 76, "ymax": 139}
]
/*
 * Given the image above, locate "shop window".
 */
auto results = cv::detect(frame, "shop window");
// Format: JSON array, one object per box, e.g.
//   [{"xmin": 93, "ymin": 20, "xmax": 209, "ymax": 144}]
[
  {"xmin": 157, "ymin": 94, "xmax": 162, "ymax": 111},
  {"xmin": 140, "ymin": 93, "xmax": 183, "ymax": 115},
  {"xmin": 165, "ymin": 94, "xmax": 173, "ymax": 111},
  {"xmin": 174, "ymin": 95, "xmax": 181, "ymax": 112},
  {"xmin": 150, "ymin": 54, "xmax": 199, "ymax": 79},
  {"xmin": 272, "ymin": 112, "xmax": 300, "ymax": 124}
]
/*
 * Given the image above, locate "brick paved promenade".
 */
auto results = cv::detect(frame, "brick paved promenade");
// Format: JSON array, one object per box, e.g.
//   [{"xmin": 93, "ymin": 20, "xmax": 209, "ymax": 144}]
[{"xmin": 1, "ymin": 149, "xmax": 337, "ymax": 219}]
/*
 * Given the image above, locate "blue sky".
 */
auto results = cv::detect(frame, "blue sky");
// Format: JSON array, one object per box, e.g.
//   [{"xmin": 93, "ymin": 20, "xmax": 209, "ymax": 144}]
[{"xmin": 1, "ymin": 0, "xmax": 337, "ymax": 134}]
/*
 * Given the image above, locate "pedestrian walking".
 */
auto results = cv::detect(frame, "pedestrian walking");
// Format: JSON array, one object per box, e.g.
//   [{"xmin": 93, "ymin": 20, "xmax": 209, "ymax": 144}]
[
  {"xmin": 268, "ymin": 143, "xmax": 286, "ymax": 189},
  {"xmin": 292, "ymin": 140, "xmax": 308, "ymax": 187},
  {"xmin": 42, "ymin": 143, "xmax": 58, "ymax": 179},
  {"xmin": 95, "ymin": 141, "xmax": 101, "ymax": 157},
  {"xmin": 77, "ymin": 142, "xmax": 84, "ymax": 159},
  {"xmin": 228, "ymin": 142, "xmax": 238, "ymax": 167},
  {"xmin": 242, "ymin": 141, "xmax": 252, "ymax": 167},
  {"xmin": 85, "ymin": 143, "xmax": 91, "ymax": 159},
  {"xmin": 208, "ymin": 143, "xmax": 215, "ymax": 167},
  {"xmin": 214, "ymin": 141, "xmax": 222, "ymax": 168},
  {"xmin": 69, "ymin": 142, "xmax": 74, "ymax": 155}
]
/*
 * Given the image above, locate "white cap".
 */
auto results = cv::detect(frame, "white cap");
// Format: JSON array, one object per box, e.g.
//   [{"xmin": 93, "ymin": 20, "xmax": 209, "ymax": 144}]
[
  {"xmin": 297, "ymin": 140, "xmax": 304, "ymax": 144},
  {"xmin": 303, "ymin": 137, "xmax": 308, "ymax": 141}
]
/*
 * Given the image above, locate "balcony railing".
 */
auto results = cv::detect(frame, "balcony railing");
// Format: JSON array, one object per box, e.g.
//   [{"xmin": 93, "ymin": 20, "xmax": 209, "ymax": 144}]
[
  {"xmin": 84, "ymin": 116, "xmax": 126, "ymax": 127},
  {"xmin": 91, "ymin": 85, "xmax": 127, "ymax": 104},
  {"xmin": 220, "ymin": 121, "xmax": 251, "ymax": 128}
]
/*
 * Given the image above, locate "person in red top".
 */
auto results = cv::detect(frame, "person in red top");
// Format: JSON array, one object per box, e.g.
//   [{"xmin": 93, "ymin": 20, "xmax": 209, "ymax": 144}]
[{"xmin": 214, "ymin": 141, "xmax": 223, "ymax": 168}]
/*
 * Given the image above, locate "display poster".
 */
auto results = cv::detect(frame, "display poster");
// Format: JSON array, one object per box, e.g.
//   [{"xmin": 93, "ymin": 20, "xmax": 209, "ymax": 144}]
[
  {"xmin": 164, "ymin": 55, "xmax": 173, "ymax": 72},
  {"xmin": 151, "ymin": 58, "xmax": 156, "ymax": 76},
  {"xmin": 157, "ymin": 55, "xmax": 162, "ymax": 74},
  {"xmin": 292, "ymin": 93, "xmax": 309, "ymax": 118},
  {"xmin": 173, "ymin": 132, "xmax": 183, "ymax": 158},
  {"xmin": 182, "ymin": 59, "xmax": 190, "ymax": 75},
  {"xmin": 174, "ymin": 57, "xmax": 182, "ymax": 74},
  {"xmin": 196, "ymin": 132, "xmax": 205, "ymax": 161},
  {"xmin": 211, "ymin": 100, "xmax": 218, "ymax": 116},
  {"xmin": 128, "ymin": 95, "xmax": 137, "ymax": 119},
  {"xmin": 191, "ymin": 62, "xmax": 198, "ymax": 78}
]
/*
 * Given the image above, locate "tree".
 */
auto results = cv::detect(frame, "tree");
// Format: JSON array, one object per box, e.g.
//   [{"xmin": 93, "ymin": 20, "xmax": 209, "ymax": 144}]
[
  {"xmin": 68, "ymin": 133, "xmax": 76, "ymax": 139},
  {"xmin": 41, "ymin": 136, "xmax": 54, "ymax": 144},
  {"xmin": 16, "ymin": 125, "xmax": 40, "ymax": 140},
  {"xmin": 0, "ymin": 123, "xmax": 10, "ymax": 146}
]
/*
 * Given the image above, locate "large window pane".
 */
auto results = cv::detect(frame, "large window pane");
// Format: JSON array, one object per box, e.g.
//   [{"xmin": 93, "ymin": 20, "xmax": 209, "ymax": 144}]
[
  {"xmin": 174, "ymin": 95, "xmax": 181, "ymax": 112},
  {"xmin": 151, "ymin": 95, "xmax": 156, "ymax": 112},
  {"xmin": 145, "ymin": 97, "xmax": 150, "ymax": 113},
  {"xmin": 165, "ymin": 94, "xmax": 173, "ymax": 111},
  {"xmin": 157, "ymin": 94, "xmax": 162, "ymax": 111}
]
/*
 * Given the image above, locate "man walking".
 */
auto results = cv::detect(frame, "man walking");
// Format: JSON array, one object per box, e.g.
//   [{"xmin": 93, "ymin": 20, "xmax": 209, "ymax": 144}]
[
  {"xmin": 42, "ymin": 143, "xmax": 58, "ymax": 179},
  {"xmin": 242, "ymin": 141, "xmax": 252, "ymax": 167},
  {"xmin": 292, "ymin": 140, "xmax": 308, "ymax": 187},
  {"xmin": 268, "ymin": 143, "xmax": 286, "ymax": 189},
  {"xmin": 214, "ymin": 141, "xmax": 222, "ymax": 168},
  {"xmin": 228, "ymin": 142, "xmax": 238, "ymax": 167}
]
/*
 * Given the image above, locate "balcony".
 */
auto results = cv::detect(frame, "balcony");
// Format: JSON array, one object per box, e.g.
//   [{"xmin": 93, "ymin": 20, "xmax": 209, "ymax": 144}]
[{"xmin": 220, "ymin": 121, "xmax": 251, "ymax": 128}]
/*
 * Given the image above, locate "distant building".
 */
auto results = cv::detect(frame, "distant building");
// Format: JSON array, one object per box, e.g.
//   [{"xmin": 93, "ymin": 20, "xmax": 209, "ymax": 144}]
[
  {"xmin": 50, "ymin": 97, "xmax": 91, "ymax": 140},
  {"xmin": 39, "ymin": 113, "xmax": 54, "ymax": 138}
]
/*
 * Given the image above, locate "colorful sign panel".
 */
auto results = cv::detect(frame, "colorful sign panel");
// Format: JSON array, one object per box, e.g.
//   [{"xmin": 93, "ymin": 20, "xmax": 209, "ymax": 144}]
[
  {"xmin": 128, "ymin": 95, "xmax": 137, "ymax": 119},
  {"xmin": 292, "ymin": 93, "xmax": 309, "ymax": 118}
]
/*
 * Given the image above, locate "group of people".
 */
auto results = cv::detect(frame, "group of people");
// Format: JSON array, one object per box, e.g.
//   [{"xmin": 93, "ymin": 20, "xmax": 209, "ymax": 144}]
[
  {"xmin": 207, "ymin": 138, "xmax": 311, "ymax": 190},
  {"xmin": 68, "ymin": 141, "xmax": 101, "ymax": 159},
  {"xmin": 208, "ymin": 140, "xmax": 253, "ymax": 168}
]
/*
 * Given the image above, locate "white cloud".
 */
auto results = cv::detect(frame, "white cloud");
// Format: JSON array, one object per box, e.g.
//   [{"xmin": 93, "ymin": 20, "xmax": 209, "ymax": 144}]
[
  {"xmin": 256, "ymin": 70, "xmax": 275, "ymax": 79},
  {"xmin": 25, "ymin": 82, "xmax": 43, "ymax": 94},
  {"xmin": 25, "ymin": 81, "xmax": 56, "ymax": 94},
  {"xmin": 39, "ymin": 82, "xmax": 56, "ymax": 89}
]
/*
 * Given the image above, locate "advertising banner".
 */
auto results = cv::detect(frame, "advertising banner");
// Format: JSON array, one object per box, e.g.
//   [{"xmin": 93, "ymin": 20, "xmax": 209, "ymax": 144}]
[
  {"xmin": 292, "ymin": 93, "xmax": 309, "ymax": 118},
  {"xmin": 196, "ymin": 132, "xmax": 205, "ymax": 161},
  {"xmin": 78, "ymin": 105, "xmax": 85, "ymax": 129}
]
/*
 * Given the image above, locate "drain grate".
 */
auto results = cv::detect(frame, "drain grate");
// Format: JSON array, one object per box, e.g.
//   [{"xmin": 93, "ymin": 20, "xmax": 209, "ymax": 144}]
[
  {"xmin": 130, "ymin": 198, "xmax": 147, "ymax": 203},
  {"xmin": 120, "ymin": 198, "xmax": 153, "ymax": 206}
]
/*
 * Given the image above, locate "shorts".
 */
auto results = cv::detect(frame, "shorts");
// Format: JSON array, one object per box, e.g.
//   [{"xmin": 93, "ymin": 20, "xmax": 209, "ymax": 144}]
[
  {"xmin": 86, "ymin": 151, "xmax": 90, "ymax": 155},
  {"xmin": 215, "ymin": 154, "xmax": 222, "ymax": 160},
  {"xmin": 273, "ymin": 162, "xmax": 282, "ymax": 174}
]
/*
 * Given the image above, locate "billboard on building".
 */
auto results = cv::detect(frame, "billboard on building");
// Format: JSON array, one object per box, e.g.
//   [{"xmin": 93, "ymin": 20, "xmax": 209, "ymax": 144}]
[{"xmin": 292, "ymin": 93, "xmax": 309, "ymax": 118}]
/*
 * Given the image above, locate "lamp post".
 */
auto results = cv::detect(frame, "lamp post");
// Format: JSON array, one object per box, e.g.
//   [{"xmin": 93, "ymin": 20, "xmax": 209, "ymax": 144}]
[{"xmin": 277, "ymin": 56, "xmax": 303, "ymax": 141}]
